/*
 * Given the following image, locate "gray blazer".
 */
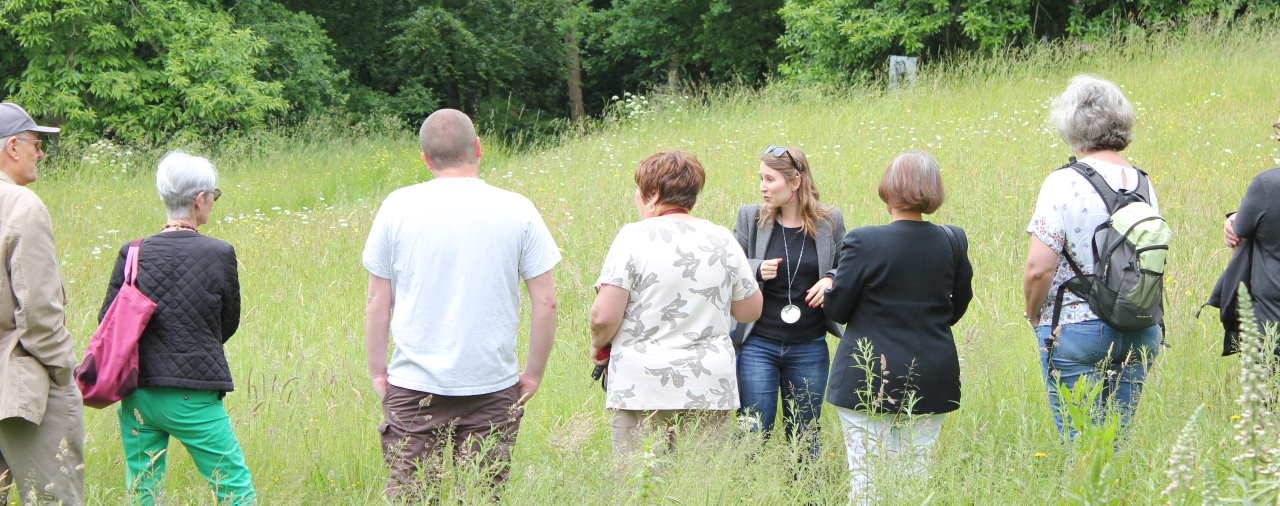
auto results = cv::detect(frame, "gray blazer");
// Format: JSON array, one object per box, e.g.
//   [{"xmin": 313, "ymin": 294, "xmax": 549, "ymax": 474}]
[{"xmin": 732, "ymin": 204, "xmax": 846, "ymax": 345}]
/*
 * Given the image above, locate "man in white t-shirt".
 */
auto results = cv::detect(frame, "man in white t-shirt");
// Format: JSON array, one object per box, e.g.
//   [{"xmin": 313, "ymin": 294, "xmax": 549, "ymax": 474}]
[{"xmin": 362, "ymin": 108, "xmax": 560, "ymax": 498}]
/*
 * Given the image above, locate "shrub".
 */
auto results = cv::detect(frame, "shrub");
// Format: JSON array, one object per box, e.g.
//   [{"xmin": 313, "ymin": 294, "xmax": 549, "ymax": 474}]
[{"xmin": 0, "ymin": 0, "xmax": 287, "ymax": 145}]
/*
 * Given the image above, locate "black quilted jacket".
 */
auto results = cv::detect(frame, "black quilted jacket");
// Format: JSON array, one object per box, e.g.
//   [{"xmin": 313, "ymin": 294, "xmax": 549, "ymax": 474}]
[{"xmin": 99, "ymin": 230, "xmax": 240, "ymax": 392}]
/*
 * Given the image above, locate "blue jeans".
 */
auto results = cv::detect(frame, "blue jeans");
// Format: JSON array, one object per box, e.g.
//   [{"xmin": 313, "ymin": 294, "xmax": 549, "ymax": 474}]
[
  {"xmin": 1034, "ymin": 320, "xmax": 1161, "ymax": 437},
  {"xmin": 737, "ymin": 335, "xmax": 829, "ymax": 457}
]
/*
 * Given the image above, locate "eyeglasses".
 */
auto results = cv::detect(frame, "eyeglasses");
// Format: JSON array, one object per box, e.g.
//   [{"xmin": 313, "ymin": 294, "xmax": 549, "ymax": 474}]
[
  {"xmin": 206, "ymin": 188, "xmax": 222, "ymax": 202},
  {"xmin": 764, "ymin": 145, "xmax": 803, "ymax": 172},
  {"xmin": 13, "ymin": 137, "xmax": 42, "ymax": 151}
]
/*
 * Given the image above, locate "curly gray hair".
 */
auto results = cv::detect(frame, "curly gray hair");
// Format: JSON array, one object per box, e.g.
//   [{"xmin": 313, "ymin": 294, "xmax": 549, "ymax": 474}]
[{"xmin": 1050, "ymin": 75, "xmax": 1134, "ymax": 153}]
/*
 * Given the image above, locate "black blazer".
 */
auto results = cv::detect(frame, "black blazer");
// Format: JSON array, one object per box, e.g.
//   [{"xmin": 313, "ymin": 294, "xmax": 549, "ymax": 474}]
[
  {"xmin": 99, "ymin": 231, "xmax": 240, "ymax": 392},
  {"xmin": 1211, "ymin": 167, "xmax": 1280, "ymax": 355},
  {"xmin": 823, "ymin": 221, "xmax": 973, "ymax": 415},
  {"xmin": 733, "ymin": 204, "xmax": 846, "ymax": 345}
]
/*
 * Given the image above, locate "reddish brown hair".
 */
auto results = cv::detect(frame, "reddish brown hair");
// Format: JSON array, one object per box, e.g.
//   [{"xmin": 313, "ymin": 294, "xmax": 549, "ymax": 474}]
[
  {"xmin": 878, "ymin": 151, "xmax": 945, "ymax": 214},
  {"xmin": 634, "ymin": 151, "xmax": 705, "ymax": 210}
]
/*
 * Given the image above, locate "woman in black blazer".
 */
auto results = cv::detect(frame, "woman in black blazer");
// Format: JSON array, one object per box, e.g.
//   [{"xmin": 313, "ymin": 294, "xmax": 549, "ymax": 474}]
[
  {"xmin": 823, "ymin": 151, "xmax": 972, "ymax": 501},
  {"xmin": 733, "ymin": 146, "xmax": 845, "ymax": 458}
]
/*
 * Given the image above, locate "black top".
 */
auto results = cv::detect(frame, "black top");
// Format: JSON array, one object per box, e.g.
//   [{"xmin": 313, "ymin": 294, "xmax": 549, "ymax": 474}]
[
  {"xmin": 1238, "ymin": 168, "xmax": 1280, "ymax": 325},
  {"xmin": 823, "ymin": 221, "xmax": 973, "ymax": 415},
  {"xmin": 99, "ymin": 231, "xmax": 240, "ymax": 392},
  {"xmin": 752, "ymin": 224, "xmax": 826, "ymax": 342}
]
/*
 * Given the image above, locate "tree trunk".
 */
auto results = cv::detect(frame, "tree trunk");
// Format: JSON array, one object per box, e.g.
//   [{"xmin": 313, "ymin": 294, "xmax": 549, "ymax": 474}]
[
  {"xmin": 666, "ymin": 54, "xmax": 680, "ymax": 91},
  {"xmin": 566, "ymin": 30, "xmax": 585, "ymax": 124}
]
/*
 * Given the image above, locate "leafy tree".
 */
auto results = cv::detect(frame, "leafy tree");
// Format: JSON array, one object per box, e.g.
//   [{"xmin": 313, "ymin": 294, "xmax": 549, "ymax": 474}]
[
  {"xmin": 385, "ymin": 0, "xmax": 567, "ymax": 139},
  {"xmin": 230, "ymin": 0, "xmax": 350, "ymax": 121},
  {"xmin": 698, "ymin": 0, "xmax": 787, "ymax": 82},
  {"xmin": 0, "ymin": 0, "xmax": 286, "ymax": 143},
  {"xmin": 602, "ymin": 0, "xmax": 710, "ymax": 88}
]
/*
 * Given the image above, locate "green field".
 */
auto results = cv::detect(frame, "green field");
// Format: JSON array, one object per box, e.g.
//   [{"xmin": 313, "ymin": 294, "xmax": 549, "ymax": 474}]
[{"xmin": 32, "ymin": 23, "xmax": 1280, "ymax": 504}]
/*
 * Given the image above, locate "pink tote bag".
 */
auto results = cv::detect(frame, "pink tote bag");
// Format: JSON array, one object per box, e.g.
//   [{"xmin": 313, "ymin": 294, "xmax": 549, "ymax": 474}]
[{"xmin": 75, "ymin": 238, "xmax": 156, "ymax": 408}]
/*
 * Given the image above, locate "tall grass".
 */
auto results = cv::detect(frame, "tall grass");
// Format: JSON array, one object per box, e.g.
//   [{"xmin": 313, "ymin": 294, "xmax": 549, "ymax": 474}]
[{"xmin": 31, "ymin": 21, "xmax": 1280, "ymax": 504}]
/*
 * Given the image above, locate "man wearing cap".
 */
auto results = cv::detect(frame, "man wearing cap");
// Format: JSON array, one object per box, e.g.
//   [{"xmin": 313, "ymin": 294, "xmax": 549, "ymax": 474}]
[{"xmin": 0, "ymin": 103, "xmax": 84, "ymax": 505}]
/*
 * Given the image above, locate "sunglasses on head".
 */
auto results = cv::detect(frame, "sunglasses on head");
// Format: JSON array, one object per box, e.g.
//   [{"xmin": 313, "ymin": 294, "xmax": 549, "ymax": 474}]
[{"xmin": 765, "ymin": 145, "xmax": 803, "ymax": 172}]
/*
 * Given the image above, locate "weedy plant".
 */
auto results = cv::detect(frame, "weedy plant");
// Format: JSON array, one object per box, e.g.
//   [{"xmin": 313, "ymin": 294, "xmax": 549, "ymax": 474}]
[{"xmin": 1162, "ymin": 285, "xmax": 1280, "ymax": 503}]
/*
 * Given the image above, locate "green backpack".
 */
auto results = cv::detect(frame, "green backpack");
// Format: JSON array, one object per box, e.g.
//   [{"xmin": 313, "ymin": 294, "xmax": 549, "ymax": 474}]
[{"xmin": 1050, "ymin": 159, "xmax": 1171, "ymax": 333}]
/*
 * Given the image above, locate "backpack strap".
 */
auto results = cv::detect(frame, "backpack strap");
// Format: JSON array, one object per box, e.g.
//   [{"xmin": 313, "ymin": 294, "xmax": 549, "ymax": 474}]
[
  {"xmin": 1132, "ymin": 168, "xmax": 1153, "ymax": 204},
  {"xmin": 1068, "ymin": 162, "xmax": 1122, "ymax": 214}
]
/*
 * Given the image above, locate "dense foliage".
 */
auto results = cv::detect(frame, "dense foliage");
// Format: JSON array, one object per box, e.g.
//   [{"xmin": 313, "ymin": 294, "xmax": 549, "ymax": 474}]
[
  {"xmin": 778, "ymin": 0, "xmax": 1277, "ymax": 81},
  {"xmin": 0, "ymin": 0, "xmax": 1276, "ymax": 144}
]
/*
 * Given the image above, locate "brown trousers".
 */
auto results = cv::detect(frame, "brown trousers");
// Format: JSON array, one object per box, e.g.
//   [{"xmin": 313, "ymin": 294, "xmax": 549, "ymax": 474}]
[
  {"xmin": 379, "ymin": 383, "xmax": 523, "ymax": 499},
  {"xmin": 0, "ymin": 383, "xmax": 84, "ymax": 505}
]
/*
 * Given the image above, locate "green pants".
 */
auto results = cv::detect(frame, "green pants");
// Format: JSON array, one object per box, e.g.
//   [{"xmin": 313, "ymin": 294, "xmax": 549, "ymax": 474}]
[{"xmin": 118, "ymin": 387, "xmax": 255, "ymax": 505}]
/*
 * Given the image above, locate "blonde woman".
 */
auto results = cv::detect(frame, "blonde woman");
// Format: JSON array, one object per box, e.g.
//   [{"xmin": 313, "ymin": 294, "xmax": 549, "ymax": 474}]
[{"xmin": 732, "ymin": 146, "xmax": 845, "ymax": 457}]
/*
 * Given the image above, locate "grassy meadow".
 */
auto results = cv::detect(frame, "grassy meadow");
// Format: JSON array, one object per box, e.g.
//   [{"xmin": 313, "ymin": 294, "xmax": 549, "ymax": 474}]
[{"xmin": 28, "ymin": 23, "xmax": 1280, "ymax": 504}]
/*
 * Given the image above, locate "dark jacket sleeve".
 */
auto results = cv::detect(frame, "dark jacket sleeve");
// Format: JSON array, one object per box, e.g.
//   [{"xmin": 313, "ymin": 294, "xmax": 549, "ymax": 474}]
[
  {"xmin": 734, "ymin": 205, "xmax": 763, "ymax": 277},
  {"xmin": 221, "ymin": 245, "xmax": 240, "ymax": 342},
  {"xmin": 827, "ymin": 209, "xmax": 847, "ymax": 276},
  {"xmin": 1235, "ymin": 171, "xmax": 1271, "ymax": 239},
  {"xmin": 823, "ymin": 231, "xmax": 863, "ymax": 325},
  {"xmin": 98, "ymin": 243, "xmax": 128, "ymax": 322},
  {"xmin": 949, "ymin": 226, "xmax": 974, "ymax": 325}
]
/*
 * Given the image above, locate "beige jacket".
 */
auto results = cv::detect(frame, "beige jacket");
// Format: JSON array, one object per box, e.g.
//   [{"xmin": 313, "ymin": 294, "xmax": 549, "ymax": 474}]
[{"xmin": 0, "ymin": 172, "xmax": 72, "ymax": 424}]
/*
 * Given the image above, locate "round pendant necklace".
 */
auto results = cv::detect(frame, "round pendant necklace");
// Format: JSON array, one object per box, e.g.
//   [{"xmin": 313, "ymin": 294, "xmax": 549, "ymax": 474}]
[{"xmin": 780, "ymin": 224, "xmax": 805, "ymax": 324}]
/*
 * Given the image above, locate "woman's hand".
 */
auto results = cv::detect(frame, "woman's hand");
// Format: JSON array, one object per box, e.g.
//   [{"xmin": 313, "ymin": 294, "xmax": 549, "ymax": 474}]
[
  {"xmin": 590, "ymin": 345, "xmax": 609, "ymax": 366},
  {"xmin": 1224, "ymin": 213, "xmax": 1240, "ymax": 248},
  {"xmin": 759, "ymin": 258, "xmax": 782, "ymax": 281},
  {"xmin": 805, "ymin": 276, "xmax": 833, "ymax": 307}
]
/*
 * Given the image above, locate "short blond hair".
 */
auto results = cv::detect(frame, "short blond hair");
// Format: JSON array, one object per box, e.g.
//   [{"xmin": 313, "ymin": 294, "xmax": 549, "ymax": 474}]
[{"xmin": 878, "ymin": 151, "xmax": 944, "ymax": 214}]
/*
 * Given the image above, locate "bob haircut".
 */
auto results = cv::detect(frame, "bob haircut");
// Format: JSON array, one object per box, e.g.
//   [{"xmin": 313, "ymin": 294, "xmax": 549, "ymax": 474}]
[
  {"xmin": 878, "ymin": 151, "xmax": 944, "ymax": 214},
  {"xmin": 156, "ymin": 151, "xmax": 217, "ymax": 219},
  {"xmin": 1050, "ymin": 74, "xmax": 1134, "ymax": 153},
  {"xmin": 634, "ymin": 151, "xmax": 705, "ymax": 211}
]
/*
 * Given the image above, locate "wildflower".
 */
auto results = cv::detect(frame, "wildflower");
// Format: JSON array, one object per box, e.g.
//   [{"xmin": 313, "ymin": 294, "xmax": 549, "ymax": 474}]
[{"xmin": 1034, "ymin": 452, "xmax": 1047, "ymax": 457}]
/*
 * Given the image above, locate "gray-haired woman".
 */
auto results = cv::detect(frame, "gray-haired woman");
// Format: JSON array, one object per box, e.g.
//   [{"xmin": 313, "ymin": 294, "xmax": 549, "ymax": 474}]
[
  {"xmin": 99, "ymin": 152, "xmax": 254, "ymax": 504},
  {"xmin": 1022, "ymin": 75, "xmax": 1162, "ymax": 436}
]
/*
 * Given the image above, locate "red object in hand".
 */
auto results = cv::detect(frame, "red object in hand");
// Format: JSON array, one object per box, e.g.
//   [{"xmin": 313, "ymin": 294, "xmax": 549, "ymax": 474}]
[{"xmin": 591, "ymin": 346, "xmax": 611, "ymax": 382}]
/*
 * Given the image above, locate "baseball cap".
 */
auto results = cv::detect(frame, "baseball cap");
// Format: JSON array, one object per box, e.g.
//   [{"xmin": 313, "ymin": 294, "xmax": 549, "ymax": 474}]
[{"xmin": 0, "ymin": 103, "xmax": 60, "ymax": 138}]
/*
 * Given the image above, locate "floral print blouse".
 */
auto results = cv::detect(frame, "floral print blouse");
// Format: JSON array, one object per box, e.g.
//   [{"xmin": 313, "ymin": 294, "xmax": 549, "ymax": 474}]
[
  {"xmin": 596, "ymin": 216, "xmax": 758, "ymax": 410},
  {"xmin": 1026, "ymin": 157, "xmax": 1160, "ymax": 327}
]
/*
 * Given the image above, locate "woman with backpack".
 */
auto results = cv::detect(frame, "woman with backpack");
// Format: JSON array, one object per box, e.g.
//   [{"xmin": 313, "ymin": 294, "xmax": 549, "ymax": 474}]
[
  {"xmin": 823, "ymin": 150, "xmax": 972, "ymax": 502},
  {"xmin": 98, "ymin": 152, "xmax": 254, "ymax": 504},
  {"xmin": 731, "ymin": 146, "xmax": 845, "ymax": 458},
  {"xmin": 1023, "ymin": 75, "xmax": 1165, "ymax": 436}
]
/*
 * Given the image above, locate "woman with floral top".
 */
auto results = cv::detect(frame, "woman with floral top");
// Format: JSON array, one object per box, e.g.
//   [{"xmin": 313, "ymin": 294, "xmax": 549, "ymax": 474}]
[
  {"xmin": 1023, "ymin": 75, "xmax": 1162, "ymax": 436},
  {"xmin": 589, "ymin": 151, "xmax": 763, "ymax": 460}
]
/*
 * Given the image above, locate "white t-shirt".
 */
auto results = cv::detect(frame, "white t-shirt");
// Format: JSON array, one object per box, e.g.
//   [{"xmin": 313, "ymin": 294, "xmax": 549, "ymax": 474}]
[
  {"xmin": 362, "ymin": 177, "xmax": 561, "ymax": 396},
  {"xmin": 1026, "ymin": 157, "xmax": 1159, "ymax": 326},
  {"xmin": 595, "ymin": 217, "xmax": 759, "ymax": 410}
]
